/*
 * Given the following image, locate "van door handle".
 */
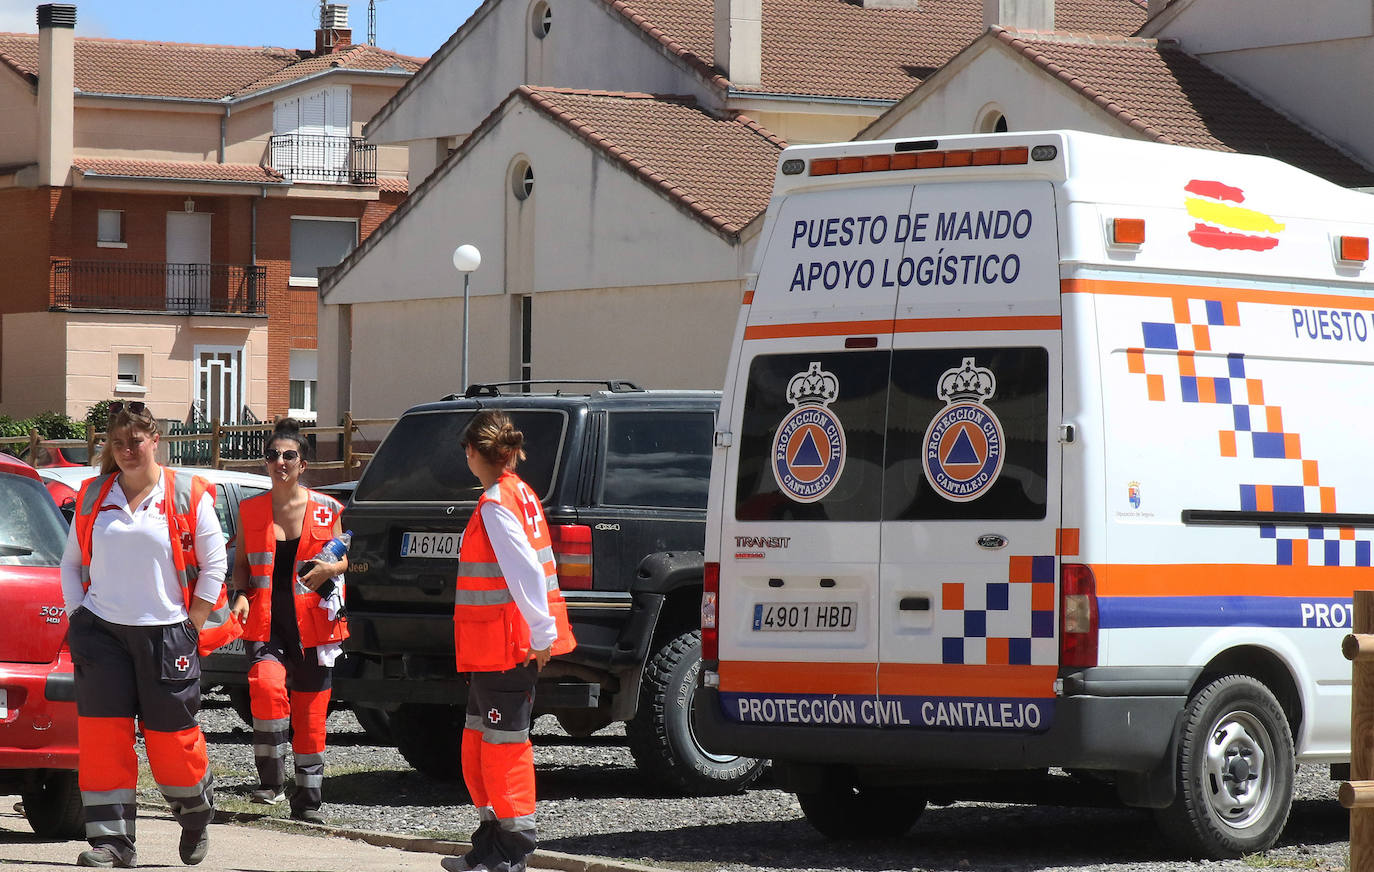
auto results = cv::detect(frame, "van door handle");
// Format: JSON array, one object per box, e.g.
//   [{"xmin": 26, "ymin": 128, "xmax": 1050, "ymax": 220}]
[{"xmin": 899, "ymin": 596, "xmax": 931, "ymax": 611}]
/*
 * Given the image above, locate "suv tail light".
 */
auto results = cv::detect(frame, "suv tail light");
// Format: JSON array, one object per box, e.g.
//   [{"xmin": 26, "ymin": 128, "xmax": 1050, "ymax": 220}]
[
  {"xmin": 1059, "ymin": 563, "xmax": 1098, "ymax": 667},
  {"xmin": 551, "ymin": 524, "xmax": 593, "ymax": 590},
  {"xmin": 701, "ymin": 562, "xmax": 719, "ymax": 661}
]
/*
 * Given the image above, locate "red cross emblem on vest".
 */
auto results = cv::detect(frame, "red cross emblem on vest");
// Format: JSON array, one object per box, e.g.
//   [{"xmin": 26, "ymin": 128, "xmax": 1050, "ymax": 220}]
[
  {"xmin": 175, "ymin": 655, "xmax": 190, "ymax": 672},
  {"xmin": 487, "ymin": 707, "xmax": 502, "ymax": 725},
  {"xmin": 314, "ymin": 506, "xmax": 333, "ymax": 527}
]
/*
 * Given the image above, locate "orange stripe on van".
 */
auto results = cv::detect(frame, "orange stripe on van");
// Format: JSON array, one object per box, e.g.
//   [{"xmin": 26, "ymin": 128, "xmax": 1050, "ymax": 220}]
[
  {"xmin": 1055, "ymin": 528, "xmax": 1079, "ymax": 556},
  {"xmin": 718, "ymin": 661, "xmax": 1057, "ymax": 698},
  {"xmin": 1093, "ymin": 563, "xmax": 1371, "ymax": 598},
  {"xmin": 718, "ymin": 660, "xmax": 875, "ymax": 693},
  {"xmin": 893, "ymin": 315, "xmax": 1060, "ymax": 333},
  {"xmin": 742, "ymin": 290, "xmax": 755, "ymax": 304},
  {"xmin": 879, "ymin": 664, "xmax": 1057, "ymax": 698},
  {"xmin": 1063, "ymin": 278, "xmax": 1374, "ymax": 310},
  {"xmin": 744, "ymin": 319, "xmax": 894, "ymax": 340}
]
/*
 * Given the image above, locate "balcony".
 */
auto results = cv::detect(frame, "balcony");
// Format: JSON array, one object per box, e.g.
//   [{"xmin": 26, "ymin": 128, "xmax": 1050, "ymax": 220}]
[
  {"xmin": 50, "ymin": 259, "xmax": 267, "ymax": 315},
  {"xmin": 268, "ymin": 133, "xmax": 377, "ymax": 185}
]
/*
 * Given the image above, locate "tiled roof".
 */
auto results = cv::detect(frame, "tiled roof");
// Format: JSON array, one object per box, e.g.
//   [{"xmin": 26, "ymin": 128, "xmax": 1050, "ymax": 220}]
[
  {"xmin": 377, "ymin": 175, "xmax": 409, "ymax": 193},
  {"xmin": 606, "ymin": 0, "xmax": 1147, "ymax": 100},
  {"xmin": 520, "ymin": 87, "xmax": 783, "ymax": 234},
  {"xmin": 74, "ymin": 157, "xmax": 286, "ymax": 184},
  {"xmin": 0, "ymin": 33, "xmax": 421, "ymax": 100},
  {"xmin": 994, "ymin": 30, "xmax": 1374, "ymax": 188}
]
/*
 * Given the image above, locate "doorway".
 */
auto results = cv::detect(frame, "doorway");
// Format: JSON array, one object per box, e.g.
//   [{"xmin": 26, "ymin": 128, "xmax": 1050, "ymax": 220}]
[{"xmin": 166, "ymin": 212, "xmax": 211, "ymax": 310}]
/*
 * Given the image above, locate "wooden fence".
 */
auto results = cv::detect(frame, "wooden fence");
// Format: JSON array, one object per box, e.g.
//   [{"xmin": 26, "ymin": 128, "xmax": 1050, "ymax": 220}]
[
  {"xmin": 0, "ymin": 412, "xmax": 396, "ymax": 480},
  {"xmin": 1341, "ymin": 589, "xmax": 1374, "ymax": 871}
]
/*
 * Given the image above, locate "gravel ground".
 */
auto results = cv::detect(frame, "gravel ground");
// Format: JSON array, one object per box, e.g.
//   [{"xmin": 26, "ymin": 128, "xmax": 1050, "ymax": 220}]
[{"xmin": 191, "ymin": 691, "xmax": 1350, "ymax": 872}]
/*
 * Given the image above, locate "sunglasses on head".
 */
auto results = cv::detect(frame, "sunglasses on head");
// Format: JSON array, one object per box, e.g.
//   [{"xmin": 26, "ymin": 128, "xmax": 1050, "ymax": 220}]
[
  {"xmin": 264, "ymin": 448, "xmax": 300, "ymax": 462},
  {"xmin": 107, "ymin": 400, "xmax": 147, "ymax": 421}
]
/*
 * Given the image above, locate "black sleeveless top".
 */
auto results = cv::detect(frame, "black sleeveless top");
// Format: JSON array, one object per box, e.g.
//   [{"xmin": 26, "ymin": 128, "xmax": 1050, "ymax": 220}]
[{"xmin": 270, "ymin": 538, "xmax": 301, "ymax": 648}]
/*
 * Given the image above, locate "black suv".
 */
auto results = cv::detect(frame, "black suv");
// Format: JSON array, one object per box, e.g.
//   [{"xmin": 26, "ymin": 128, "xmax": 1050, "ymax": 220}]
[{"xmin": 335, "ymin": 381, "xmax": 764, "ymax": 795}]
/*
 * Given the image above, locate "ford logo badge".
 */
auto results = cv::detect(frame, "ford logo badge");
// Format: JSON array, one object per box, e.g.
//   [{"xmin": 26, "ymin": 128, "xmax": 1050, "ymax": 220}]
[{"xmin": 977, "ymin": 534, "xmax": 1007, "ymax": 549}]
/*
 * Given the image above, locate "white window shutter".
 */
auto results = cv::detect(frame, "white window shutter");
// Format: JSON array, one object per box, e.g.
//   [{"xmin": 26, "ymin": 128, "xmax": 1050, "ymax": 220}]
[
  {"xmin": 301, "ymin": 90, "xmax": 328, "ymax": 135},
  {"xmin": 274, "ymin": 97, "xmax": 299, "ymax": 134},
  {"xmin": 329, "ymin": 86, "xmax": 351, "ymax": 137}
]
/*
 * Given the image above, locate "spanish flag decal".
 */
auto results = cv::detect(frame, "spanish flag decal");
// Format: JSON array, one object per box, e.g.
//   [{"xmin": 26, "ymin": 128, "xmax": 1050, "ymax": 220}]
[{"xmin": 1185, "ymin": 179, "xmax": 1284, "ymax": 252}]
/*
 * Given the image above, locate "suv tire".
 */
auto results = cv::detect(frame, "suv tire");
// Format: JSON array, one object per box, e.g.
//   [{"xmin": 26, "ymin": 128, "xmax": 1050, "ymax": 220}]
[
  {"xmin": 22, "ymin": 770, "xmax": 84, "ymax": 838},
  {"xmin": 393, "ymin": 703, "xmax": 464, "ymax": 782},
  {"xmin": 626, "ymin": 630, "xmax": 766, "ymax": 795},
  {"xmin": 797, "ymin": 778, "xmax": 926, "ymax": 840},
  {"xmin": 352, "ymin": 704, "xmax": 395, "ymax": 745}
]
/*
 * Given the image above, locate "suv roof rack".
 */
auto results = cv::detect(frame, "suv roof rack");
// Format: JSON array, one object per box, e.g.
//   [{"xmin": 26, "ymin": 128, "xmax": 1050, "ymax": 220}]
[{"xmin": 441, "ymin": 379, "xmax": 645, "ymax": 400}]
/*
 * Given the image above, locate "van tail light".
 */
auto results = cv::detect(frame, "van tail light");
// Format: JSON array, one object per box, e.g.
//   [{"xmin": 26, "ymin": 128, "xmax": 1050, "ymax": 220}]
[
  {"xmin": 701, "ymin": 562, "xmax": 720, "ymax": 662},
  {"xmin": 1059, "ymin": 563, "xmax": 1098, "ymax": 668},
  {"xmin": 551, "ymin": 525, "xmax": 593, "ymax": 590}
]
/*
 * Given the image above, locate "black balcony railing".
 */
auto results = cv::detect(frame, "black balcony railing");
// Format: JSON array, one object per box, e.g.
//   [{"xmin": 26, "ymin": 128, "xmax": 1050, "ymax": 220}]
[
  {"xmin": 50, "ymin": 260, "xmax": 267, "ymax": 315},
  {"xmin": 268, "ymin": 133, "xmax": 377, "ymax": 185}
]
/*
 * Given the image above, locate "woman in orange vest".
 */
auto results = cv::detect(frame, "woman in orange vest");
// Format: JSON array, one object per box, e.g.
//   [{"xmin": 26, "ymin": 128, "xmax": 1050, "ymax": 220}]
[
  {"xmin": 227, "ymin": 418, "xmax": 347, "ymax": 823},
  {"xmin": 59, "ymin": 401, "xmax": 227, "ymax": 868},
  {"xmin": 443, "ymin": 410, "xmax": 575, "ymax": 872}
]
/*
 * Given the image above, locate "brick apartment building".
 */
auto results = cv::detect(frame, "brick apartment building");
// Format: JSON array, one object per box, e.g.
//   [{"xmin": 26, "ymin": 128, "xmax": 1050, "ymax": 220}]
[{"xmin": 0, "ymin": 3, "xmax": 419, "ymax": 425}]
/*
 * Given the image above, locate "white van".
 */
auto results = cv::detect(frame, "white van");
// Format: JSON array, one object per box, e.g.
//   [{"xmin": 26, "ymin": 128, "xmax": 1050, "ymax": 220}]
[{"xmin": 696, "ymin": 130, "xmax": 1374, "ymax": 858}]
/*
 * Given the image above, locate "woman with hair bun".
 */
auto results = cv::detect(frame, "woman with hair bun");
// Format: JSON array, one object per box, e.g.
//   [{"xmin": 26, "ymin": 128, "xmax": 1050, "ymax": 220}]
[
  {"xmin": 443, "ymin": 410, "xmax": 575, "ymax": 872},
  {"xmin": 228, "ymin": 418, "xmax": 348, "ymax": 823}
]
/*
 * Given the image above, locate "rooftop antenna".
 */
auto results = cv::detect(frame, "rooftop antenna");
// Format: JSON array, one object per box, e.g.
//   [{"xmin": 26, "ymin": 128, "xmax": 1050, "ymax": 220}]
[{"xmin": 368, "ymin": 0, "xmax": 386, "ymax": 45}]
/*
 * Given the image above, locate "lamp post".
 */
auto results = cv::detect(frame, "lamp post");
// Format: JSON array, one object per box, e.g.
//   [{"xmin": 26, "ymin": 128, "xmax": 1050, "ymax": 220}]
[{"xmin": 452, "ymin": 244, "xmax": 481, "ymax": 393}]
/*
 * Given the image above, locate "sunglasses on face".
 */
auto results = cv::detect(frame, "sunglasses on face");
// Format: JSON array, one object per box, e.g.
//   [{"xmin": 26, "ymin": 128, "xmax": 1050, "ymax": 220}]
[
  {"xmin": 107, "ymin": 400, "xmax": 147, "ymax": 421},
  {"xmin": 264, "ymin": 449, "xmax": 300, "ymax": 462}
]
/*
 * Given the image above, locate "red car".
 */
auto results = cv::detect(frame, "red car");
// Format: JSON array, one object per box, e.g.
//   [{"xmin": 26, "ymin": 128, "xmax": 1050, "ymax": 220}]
[{"xmin": 0, "ymin": 453, "xmax": 81, "ymax": 837}]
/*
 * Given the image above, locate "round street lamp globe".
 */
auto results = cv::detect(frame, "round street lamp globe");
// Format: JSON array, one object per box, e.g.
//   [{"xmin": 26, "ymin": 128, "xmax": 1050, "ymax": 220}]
[{"xmin": 452, "ymin": 244, "xmax": 481, "ymax": 272}]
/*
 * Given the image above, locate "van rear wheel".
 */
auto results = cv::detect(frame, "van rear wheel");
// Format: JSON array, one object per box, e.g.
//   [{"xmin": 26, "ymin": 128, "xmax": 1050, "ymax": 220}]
[
  {"xmin": 626, "ymin": 630, "xmax": 766, "ymax": 795},
  {"xmin": 797, "ymin": 778, "xmax": 926, "ymax": 840},
  {"xmin": 1153, "ymin": 675, "xmax": 1294, "ymax": 858}
]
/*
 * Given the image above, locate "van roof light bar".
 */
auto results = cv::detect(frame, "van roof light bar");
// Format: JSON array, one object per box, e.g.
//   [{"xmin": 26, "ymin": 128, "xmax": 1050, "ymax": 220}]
[{"xmin": 809, "ymin": 144, "xmax": 1030, "ymax": 177}]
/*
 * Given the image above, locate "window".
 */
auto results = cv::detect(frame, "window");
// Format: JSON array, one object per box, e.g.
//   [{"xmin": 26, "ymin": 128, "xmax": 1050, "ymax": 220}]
[
  {"xmin": 116, "ymin": 353, "xmax": 144, "ymax": 389},
  {"xmin": 602, "ymin": 412, "xmax": 713, "ymax": 508},
  {"xmin": 736, "ymin": 352, "xmax": 889, "ymax": 522},
  {"xmin": 97, "ymin": 210, "xmax": 125, "ymax": 247},
  {"xmin": 289, "ymin": 349, "xmax": 318, "ymax": 416},
  {"xmin": 354, "ymin": 410, "xmax": 566, "ymax": 503},
  {"xmin": 883, "ymin": 347, "xmax": 1048, "ymax": 521},
  {"xmin": 520, "ymin": 295, "xmax": 533, "ymax": 386},
  {"xmin": 531, "ymin": 1, "xmax": 551, "ymax": 37},
  {"xmin": 512, "ymin": 161, "xmax": 534, "ymax": 200},
  {"xmin": 290, "ymin": 218, "xmax": 357, "ymax": 285}
]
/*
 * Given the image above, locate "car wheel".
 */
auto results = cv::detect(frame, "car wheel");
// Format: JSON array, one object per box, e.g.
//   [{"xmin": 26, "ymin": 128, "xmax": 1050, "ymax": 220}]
[
  {"xmin": 22, "ymin": 770, "xmax": 84, "ymax": 838},
  {"xmin": 555, "ymin": 709, "xmax": 613, "ymax": 738},
  {"xmin": 352, "ymin": 704, "xmax": 395, "ymax": 745},
  {"xmin": 1153, "ymin": 674, "xmax": 1294, "ymax": 858},
  {"xmin": 626, "ymin": 630, "xmax": 766, "ymax": 796},
  {"xmin": 392, "ymin": 703, "xmax": 464, "ymax": 781},
  {"xmin": 796, "ymin": 775, "xmax": 926, "ymax": 840}
]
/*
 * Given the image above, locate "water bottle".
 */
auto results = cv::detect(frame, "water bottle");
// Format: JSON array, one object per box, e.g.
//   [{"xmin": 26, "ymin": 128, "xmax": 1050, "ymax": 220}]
[{"xmin": 300, "ymin": 530, "xmax": 351, "ymax": 597}]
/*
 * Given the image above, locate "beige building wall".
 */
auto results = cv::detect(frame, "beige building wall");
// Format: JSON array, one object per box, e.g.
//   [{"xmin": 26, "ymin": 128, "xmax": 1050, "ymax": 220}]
[
  {"xmin": 75, "ymin": 103, "xmax": 222, "ymax": 162},
  {"xmin": 3, "ymin": 314, "xmax": 270, "ymax": 421},
  {"xmin": 1146, "ymin": 0, "xmax": 1374, "ymax": 168},
  {"xmin": 320, "ymin": 100, "xmax": 756, "ymax": 422},
  {"xmin": 744, "ymin": 107, "xmax": 881, "ymax": 146},
  {"xmin": 533, "ymin": 280, "xmax": 742, "ymax": 390},
  {"xmin": 861, "ymin": 43, "xmax": 1145, "ymax": 142},
  {"xmin": 369, "ymin": 0, "xmax": 718, "ymax": 147},
  {"xmin": 0, "ymin": 70, "xmax": 39, "ymax": 167}
]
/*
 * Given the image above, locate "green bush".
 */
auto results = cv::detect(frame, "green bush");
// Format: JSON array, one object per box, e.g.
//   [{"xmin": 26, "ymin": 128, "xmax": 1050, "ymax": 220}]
[{"xmin": 0, "ymin": 411, "xmax": 86, "ymax": 440}]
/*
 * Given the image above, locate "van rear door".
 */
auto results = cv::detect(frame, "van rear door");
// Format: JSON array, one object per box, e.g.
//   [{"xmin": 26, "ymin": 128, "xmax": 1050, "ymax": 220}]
[
  {"xmin": 715, "ymin": 183, "xmax": 917, "ymax": 727},
  {"xmin": 877, "ymin": 180, "xmax": 1063, "ymax": 732}
]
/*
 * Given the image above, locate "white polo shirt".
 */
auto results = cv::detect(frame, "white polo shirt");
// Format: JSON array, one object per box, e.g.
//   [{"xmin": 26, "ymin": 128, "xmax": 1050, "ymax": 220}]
[{"xmin": 60, "ymin": 476, "xmax": 227, "ymax": 625}]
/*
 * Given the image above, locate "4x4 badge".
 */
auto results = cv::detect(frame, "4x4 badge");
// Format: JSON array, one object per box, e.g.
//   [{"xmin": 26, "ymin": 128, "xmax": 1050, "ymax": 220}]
[
  {"xmin": 772, "ymin": 362, "xmax": 846, "ymax": 503},
  {"xmin": 923, "ymin": 357, "xmax": 1004, "ymax": 502}
]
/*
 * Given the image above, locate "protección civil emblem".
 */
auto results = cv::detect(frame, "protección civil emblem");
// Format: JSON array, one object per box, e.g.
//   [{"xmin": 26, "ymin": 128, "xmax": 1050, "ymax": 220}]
[
  {"xmin": 923, "ymin": 357, "xmax": 1004, "ymax": 502},
  {"xmin": 772, "ymin": 362, "xmax": 846, "ymax": 503}
]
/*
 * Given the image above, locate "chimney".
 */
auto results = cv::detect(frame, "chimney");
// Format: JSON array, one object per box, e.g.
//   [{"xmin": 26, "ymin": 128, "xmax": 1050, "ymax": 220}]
[
  {"xmin": 983, "ymin": 0, "xmax": 1053, "ymax": 30},
  {"xmin": 37, "ymin": 4, "xmax": 75, "ymax": 188},
  {"xmin": 315, "ymin": 3, "xmax": 353, "ymax": 54},
  {"xmin": 713, "ymin": 0, "xmax": 761, "ymax": 88}
]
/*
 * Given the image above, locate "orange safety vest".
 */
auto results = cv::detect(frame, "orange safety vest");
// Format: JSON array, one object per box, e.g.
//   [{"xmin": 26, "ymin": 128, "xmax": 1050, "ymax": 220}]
[
  {"xmin": 73, "ymin": 468, "xmax": 242, "ymax": 655},
  {"xmin": 237, "ymin": 489, "xmax": 349, "ymax": 647},
  {"xmin": 453, "ymin": 471, "xmax": 575, "ymax": 672}
]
